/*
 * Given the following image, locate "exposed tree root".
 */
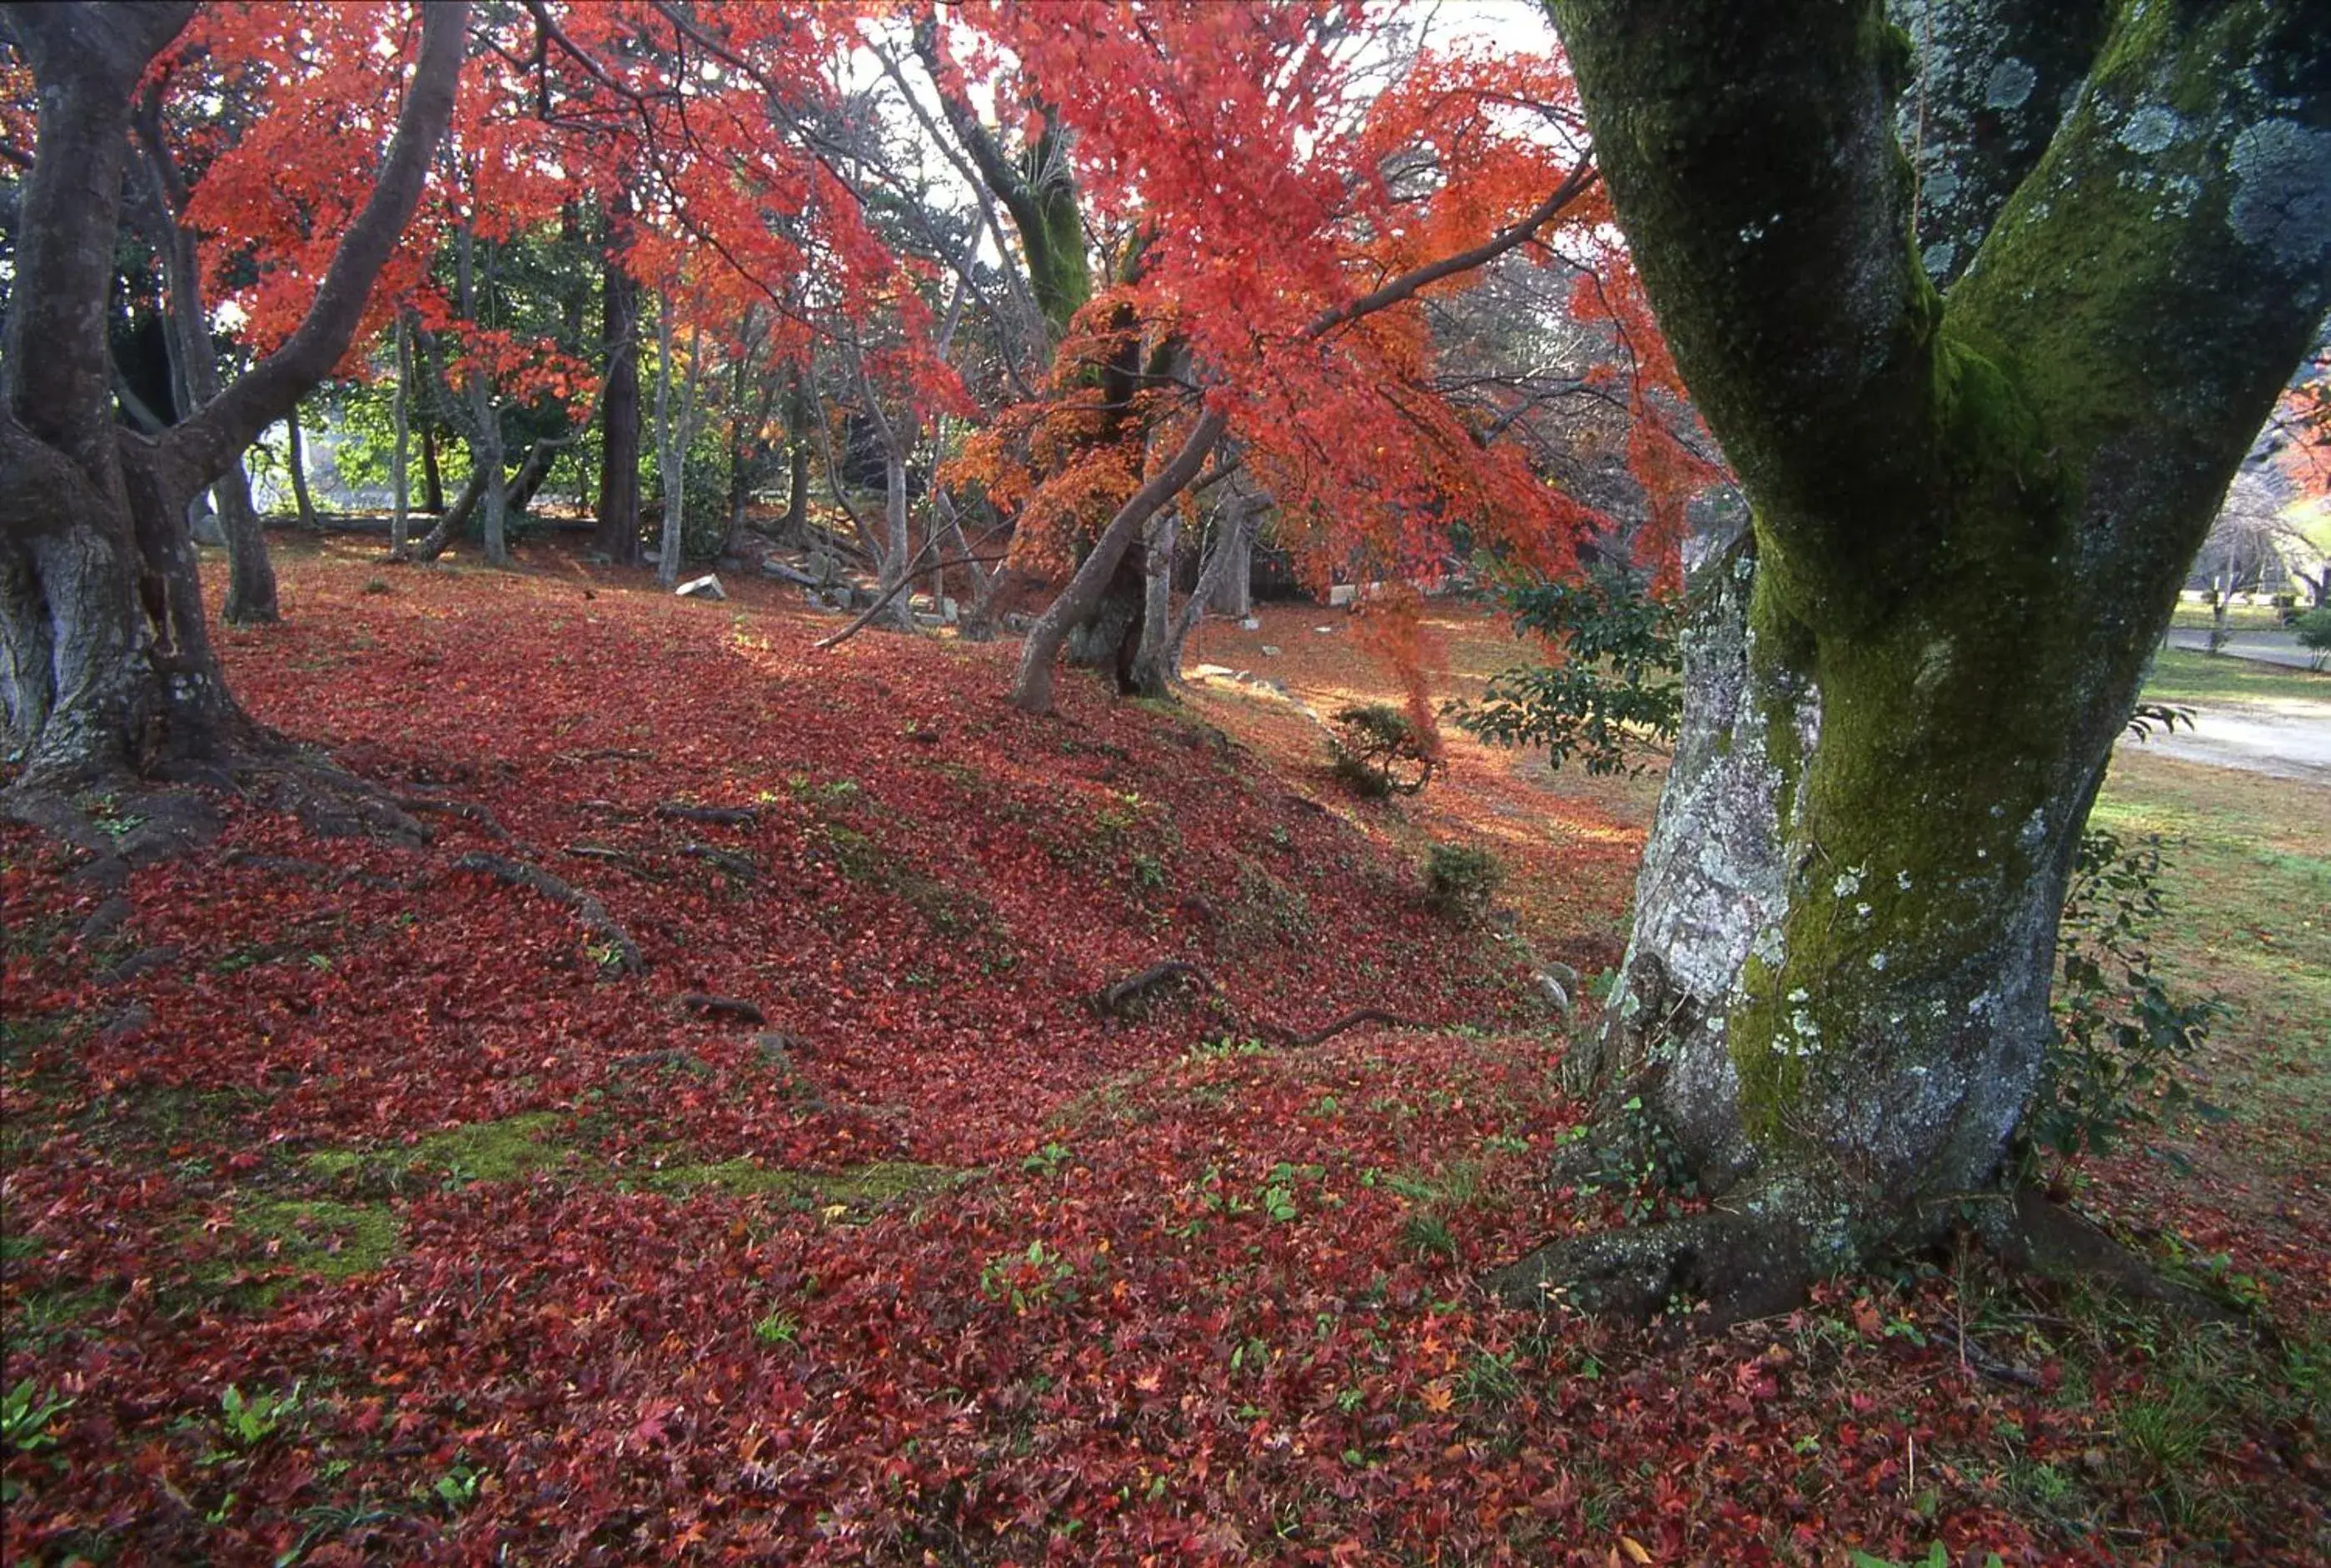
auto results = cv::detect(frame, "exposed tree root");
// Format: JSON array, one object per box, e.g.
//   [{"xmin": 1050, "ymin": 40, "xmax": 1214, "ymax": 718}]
[
  {"xmin": 450, "ymin": 851, "xmax": 644, "ymax": 974},
  {"xmin": 564, "ymin": 842, "xmax": 659, "ymax": 879},
  {"xmin": 675, "ymin": 993, "xmax": 766, "ymax": 1026},
  {"xmin": 1977, "ymin": 1186, "xmax": 2245, "ymax": 1324},
  {"xmin": 1088, "ymin": 961, "xmax": 1422, "ymax": 1044},
  {"xmin": 1485, "ymin": 1172, "xmax": 1837, "ymax": 1328},
  {"xmin": 1090, "ymin": 960, "xmax": 1213, "ymax": 1018},
  {"xmin": 396, "ymin": 794, "xmax": 511, "ymax": 840},
  {"xmin": 654, "ymin": 801, "xmax": 759, "ymax": 828},
  {"xmin": 1486, "ymin": 1171, "xmax": 2255, "ymax": 1332},
  {"xmin": 678, "ymin": 842, "xmax": 760, "ymax": 879}
]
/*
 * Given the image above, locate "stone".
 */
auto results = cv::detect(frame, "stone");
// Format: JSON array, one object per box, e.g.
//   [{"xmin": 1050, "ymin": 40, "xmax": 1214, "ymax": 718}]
[
  {"xmin": 1239, "ymin": 616, "xmax": 1262, "ymax": 630},
  {"xmin": 675, "ymin": 574, "xmax": 727, "ymax": 600},
  {"xmin": 1327, "ymin": 584, "xmax": 1357, "ymax": 608},
  {"xmin": 1259, "ymin": 645, "xmax": 1281, "ymax": 656}
]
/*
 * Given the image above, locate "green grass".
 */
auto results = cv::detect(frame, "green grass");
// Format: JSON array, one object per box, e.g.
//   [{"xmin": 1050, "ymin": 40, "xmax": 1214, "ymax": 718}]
[
  {"xmin": 2167, "ymin": 602, "xmax": 2290, "ymax": 634},
  {"xmin": 2091, "ymin": 753, "xmax": 2331, "ymax": 1139},
  {"xmin": 2139, "ymin": 647, "xmax": 2331, "ymax": 707}
]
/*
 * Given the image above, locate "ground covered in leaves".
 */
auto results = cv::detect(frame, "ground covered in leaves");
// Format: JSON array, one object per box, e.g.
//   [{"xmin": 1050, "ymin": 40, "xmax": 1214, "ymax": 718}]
[{"xmin": 4, "ymin": 540, "xmax": 2324, "ymax": 1565}]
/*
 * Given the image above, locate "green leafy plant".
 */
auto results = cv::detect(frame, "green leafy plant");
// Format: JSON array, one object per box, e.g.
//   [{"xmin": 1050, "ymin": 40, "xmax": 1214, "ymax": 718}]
[
  {"xmin": 1327, "ymin": 703, "xmax": 1442, "ymax": 798},
  {"xmin": 2292, "ymin": 605, "xmax": 2331, "ymax": 670},
  {"xmin": 217, "ymin": 1381, "xmax": 301, "ymax": 1449},
  {"xmin": 1422, "ymin": 841, "xmax": 1504, "ymax": 922},
  {"xmin": 1021, "ymin": 1141, "xmax": 1073, "ymax": 1176},
  {"xmin": 979, "ymin": 1240, "xmax": 1076, "ymax": 1313},
  {"xmin": 2, "ymin": 1379, "xmax": 72, "ymax": 1466},
  {"xmin": 752, "ymin": 1309, "xmax": 801, "ymax": 1346},
  {"xmin": 1452, "ymin": 556, "xmax": 1681, "ymax": 775},
  {"xmin": 422, "ymin": 1456, "xmax": 486, "ymax": 1516},
  {"xmin": 2020, "ymin": 826, "xmax": 2227, "ymax": 1187}
]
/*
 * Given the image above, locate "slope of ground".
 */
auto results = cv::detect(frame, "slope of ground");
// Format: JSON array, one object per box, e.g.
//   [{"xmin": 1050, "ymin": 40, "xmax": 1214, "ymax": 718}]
[{"xmin": 2, "ymin": 540, "xmax": 2324, "ymax": 1565}]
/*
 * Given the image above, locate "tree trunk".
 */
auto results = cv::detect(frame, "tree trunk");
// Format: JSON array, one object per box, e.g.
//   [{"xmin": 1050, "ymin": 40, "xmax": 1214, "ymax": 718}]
[
  {"xmin": 1163, "ymin": 495, "xmax": 1259, "ymax": 674},
  {"xmin": 1208, "ymin": 510, "xmax": 1254, "ymax": 618},
  {"xmin": 411, "ymin": 463, "xmax": 488, "ymax": 563},
  {"xmin": 1494, "ymin": 0, "xmax": 2331, "ymax": 1322},
  {"xmin": 284, "ymin": 406, "xmax": 318, "ymax": 529},
  {"xmin": 877, "ymin": 448, "xmax": 917, "ymax": 631},
  {"xmin": 211, "ymin": 460, "xmax": 277, "ymax": 626},
  {"xmin": 390, "ymin": 314, "xmax": 412, "ymax": 560},
  {"xmin": 1125, "ymin": 505, "xmax": 1179, "ymax": 697},
  {"xmin": 469, "ymin": 376, "xmax": 510, "ymax": 567},
  {"xmin": 594, "ymin": 224, "xmax": 643, "ymax": 565},
  {"xmin": 653, "ymin": 295, "xmax": 685, "ymax": 589},
  {"xmin": 2, "ymin": 434, "xmax": 247, "ymax": 785},
  {"xmin": 783, "ymin": 380, "xmax": 813, "ymax": 545},
  {"xmin": 420, "ymin": 424, "xmax": 445, "ymax": 513},
  {"xmin": 1012, "ymin": 407, "xmax": 1227, "ymax": 714}
]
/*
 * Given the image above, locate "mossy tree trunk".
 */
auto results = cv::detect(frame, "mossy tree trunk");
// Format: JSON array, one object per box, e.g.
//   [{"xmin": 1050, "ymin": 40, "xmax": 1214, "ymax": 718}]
[
  {"xmin": 1494, "ymin": 0, "xmax": 2331, "ymax": 1321},
  {"xmin": 0, "ymin": 2, "xmax": 464, "ymax": 789}
]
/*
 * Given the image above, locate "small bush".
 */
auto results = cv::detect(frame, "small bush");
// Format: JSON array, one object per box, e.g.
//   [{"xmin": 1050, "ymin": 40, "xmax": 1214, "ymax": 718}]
[
  {"xmin": 2292, "ymin": 606, "xmax": 2331, "ymax": 671},
  {"xmin": 1423, "ymin": 842, "xmax": 1504, "ymax": 921},
  {"xmin": 1327, "ymin": 703, "xmax": 1442, "ymax": 798}
]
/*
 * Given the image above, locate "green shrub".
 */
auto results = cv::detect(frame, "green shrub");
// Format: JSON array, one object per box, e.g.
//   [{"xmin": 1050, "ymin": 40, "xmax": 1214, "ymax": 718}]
[
  {"xmin": 2292, "ymin": 606, "xmax": 2331, "ymax": 671},
  {"xmin": 1451, "ymin": 557, "xmax": 1681, "ymax": 776},
  {"xmin": 1423, "ymin": 842, "xmax": 1504, "ymax": 921},
  {"xmin": 1327, "ymin": 703, "xmax": 1442, "ymax": 798}
]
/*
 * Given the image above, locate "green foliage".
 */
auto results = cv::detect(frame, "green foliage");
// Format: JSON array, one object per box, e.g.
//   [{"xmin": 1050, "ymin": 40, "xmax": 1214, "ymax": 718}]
[
  {"xmin": 2, "ymin": 1379, "xmax": 72, "ymax": 1455},
  {"xmin": 979, "ymin": 1240, "xmax": 1076, "ymax": 1313},
  {"xmin": 1452, "ymin": 558, "xmax": 1681, "ymax": 775},
  {"xmin": 2292, "ymin": 606, "xmax": 2331, "ymax": 670},
  {"xmin": 1849, "ymin": 1548, "xmax": 2005, "ymax": 1568},
  {"xmin": 1422, "ymin": 841, "xmax": 1504, "ymax": 922},
  {"xmin": 2020, "ymin": 827, "xmax": 2227, "ymax": 1185},
  {"xmin": 1327, "ymin": 703, "xmax": 1442, "ymax": 798},
  {"xmin": 217, "ymin": 1381, "xmax": 301, "ymax": 1449}
]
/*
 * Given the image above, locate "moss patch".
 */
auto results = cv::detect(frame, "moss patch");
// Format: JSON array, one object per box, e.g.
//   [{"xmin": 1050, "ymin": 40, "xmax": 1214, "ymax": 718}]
[
  {"xmin": 301, "ymin": 1111, "xmax": 581, "ymax": 1194},
  {"xmin": 640, "ymin": 1158, "xmax": 966, "ymax": 1213},
  {"xmin": 233, "ymin": 1197, "xmax": 401, "ymax": 1280}
]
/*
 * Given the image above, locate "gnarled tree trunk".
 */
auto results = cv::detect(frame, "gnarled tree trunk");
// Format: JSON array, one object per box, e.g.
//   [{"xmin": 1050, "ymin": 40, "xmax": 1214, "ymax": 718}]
[
  {"xmin": 0, "ymin": 2, "xmax": 465, "ymax": 789},
  {"xmin": 1492, "ymin": 0, "xmax": 2331, "ymax": 1322}
]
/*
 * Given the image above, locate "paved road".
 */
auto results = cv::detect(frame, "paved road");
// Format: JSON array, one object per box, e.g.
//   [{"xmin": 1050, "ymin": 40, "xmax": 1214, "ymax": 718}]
[
  {"xmin": 2144, "ymin": 694, "xmax": 2331, "ymax": 784},
  {"xmin": 2164, "ymin": 627, "xmax": 2322, "ymax": 670}
]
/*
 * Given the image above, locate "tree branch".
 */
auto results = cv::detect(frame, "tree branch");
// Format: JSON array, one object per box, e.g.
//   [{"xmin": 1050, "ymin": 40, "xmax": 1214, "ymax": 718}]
[
  {"xmin": 161, "ymin": 2, "xmax": 468, "ymax": 492},
  {"xmin": 1545, "ymin": 0, "xmax": 1945, "ymax": 594}
]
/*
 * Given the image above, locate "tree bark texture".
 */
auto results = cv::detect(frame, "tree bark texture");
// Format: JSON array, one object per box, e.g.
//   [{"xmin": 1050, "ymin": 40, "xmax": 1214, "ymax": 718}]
[
  {"xmin": 1519, "ymin": 0, "xmax": 2331, "ymax": 1311},
  {"xmin": 594, "ymin": 220, "xmax": 644, "ymax": 565},
  {"xmin": 0, "ymin": 2, "xmax": 466, "ymax": 786}
]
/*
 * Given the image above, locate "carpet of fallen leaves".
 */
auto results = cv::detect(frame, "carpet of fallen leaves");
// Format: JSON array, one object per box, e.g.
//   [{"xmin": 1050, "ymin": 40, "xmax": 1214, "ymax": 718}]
[{"xmin": 3, "ymin": 540, "xmax": 2324, "ymax": 1566}]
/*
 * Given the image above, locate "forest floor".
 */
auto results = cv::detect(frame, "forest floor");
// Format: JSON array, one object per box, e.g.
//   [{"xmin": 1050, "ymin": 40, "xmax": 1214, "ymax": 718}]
[{"xmin": 2, "ymin": 537, "xmax": 2324, "ymax": 1566}]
